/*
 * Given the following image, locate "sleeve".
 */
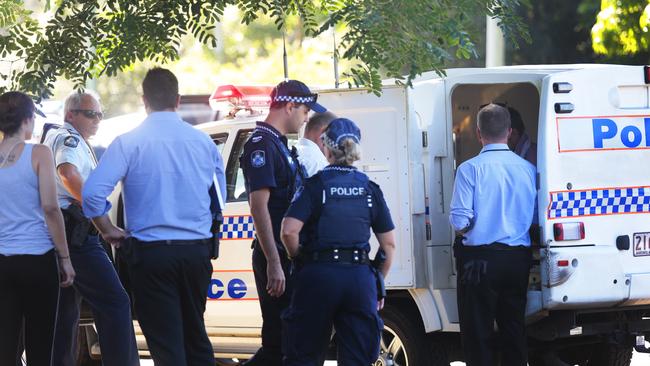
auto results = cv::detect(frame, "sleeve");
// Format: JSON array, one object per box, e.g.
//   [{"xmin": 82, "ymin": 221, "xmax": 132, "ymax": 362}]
[
  {"xmin": 449, "ymin": 163, "xmax": 475, "ymax": 231},
  {"xmin": 212, "ymin": 142, "xmax": 227, "ymax": 206},
  {"xmin": 82, "ymin": 137, "xmax": 129, "ymax": 218},
  {"xmin": 52, "ymin": 134, "xmax": 82, "ymax": 169},
  {"xmin": 369, "ymin": 182, "xmax": 395, "ymax": 234},
  {"xmin": 284, "ymin": 181, "xmax": 315, "ymax": 223},
  {"xmin": 241, "ymin": 138, "xmax": 278, "ymax": 192}
]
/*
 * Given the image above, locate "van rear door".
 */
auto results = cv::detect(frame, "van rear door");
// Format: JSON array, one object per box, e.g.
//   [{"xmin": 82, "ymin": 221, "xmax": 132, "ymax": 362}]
[{"xmin": 538, "ymin": 66, "xmax": 650, "ymax": 309}]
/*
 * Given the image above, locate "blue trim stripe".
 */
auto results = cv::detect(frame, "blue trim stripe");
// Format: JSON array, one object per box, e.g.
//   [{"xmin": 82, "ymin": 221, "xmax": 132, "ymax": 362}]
[
  {"xmin": 219, "ymin": 215, "xmax": 255, "ymax": 240},
  {"xmin": 548, "ymin": 187, "xmax": 650, "ymax": 219}
]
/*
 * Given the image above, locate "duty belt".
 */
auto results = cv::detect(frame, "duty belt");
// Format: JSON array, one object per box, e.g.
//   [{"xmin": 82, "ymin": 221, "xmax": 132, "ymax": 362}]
[
  {"xmin": 133, "ymin": 238, "xmax": 211, "ymax": 247},
  {"xmin": 302, "ymin": 248, "xmax": 370, "ymax": 265}
]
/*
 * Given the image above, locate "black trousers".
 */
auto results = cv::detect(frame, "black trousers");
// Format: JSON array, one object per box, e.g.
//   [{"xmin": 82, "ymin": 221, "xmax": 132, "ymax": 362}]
[
  {"xmin": 250, "ymin": 241, "xmax": 292, "ymax": 366},
  {"xmin": 129, "ymin": 241, "xmax": 214, "ymax": 366},
  {"xmin": 456, "ymin": 245, "xmax": 532, "ymax": 366},
  {"xmin": 0, "ymin": 250, "xmax": 60, "ymax": 366}
]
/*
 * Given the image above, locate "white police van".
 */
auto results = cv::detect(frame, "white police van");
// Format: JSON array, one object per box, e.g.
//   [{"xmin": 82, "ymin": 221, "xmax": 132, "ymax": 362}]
[{"xmin": 99, "ymin": 65, "xmax": 650, "ymax": 366}]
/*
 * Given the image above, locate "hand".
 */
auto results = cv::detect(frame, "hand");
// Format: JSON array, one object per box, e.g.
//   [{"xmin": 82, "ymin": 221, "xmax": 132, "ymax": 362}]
[
  {"xmin": 58, "ymin": 257, "xmax": 75, "ymax": 287},
  {"xmin": 460, "ymin": 259, "xmax": 488, "ymax": 286},
  {"xmin": 377, "ymin": 298, "xmax": 385, "ymax": 311},
  {"xmin": 101, "ymin": 225, "xmax": 126, "ymax": 248},
  {"xmin": 266, "ymin": 261, "xmax": 286, "ymax": 297}
]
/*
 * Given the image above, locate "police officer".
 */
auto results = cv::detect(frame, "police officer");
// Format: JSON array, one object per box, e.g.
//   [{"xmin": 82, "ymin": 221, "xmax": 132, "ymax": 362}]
[
  {"xmin": 449, "ymin": 104, "xmax": 536, "ymax": 366},
  {"xmin": 82, "ymin": 68, "xmax": 226, "ymax": 366},
  {"xmin": 239, "ymin": 80, "xmax": 326, "ymax": 366},
  {"xmin": 295, "ymin": 111, "xmax": 336, "ymax": 177},
  {"xmin": 42, "ymin": 92, "xmax": 138, "ymax": 366},
  {"xmin": 280, "ymin": 118, "xmax": 396, "ymax": 365}
]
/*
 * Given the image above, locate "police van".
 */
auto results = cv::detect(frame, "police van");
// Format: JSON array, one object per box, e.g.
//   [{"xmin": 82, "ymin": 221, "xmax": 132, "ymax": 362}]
[{"xmin": 99, "ymin": 65, "xmax": 650, "ymax": 366}]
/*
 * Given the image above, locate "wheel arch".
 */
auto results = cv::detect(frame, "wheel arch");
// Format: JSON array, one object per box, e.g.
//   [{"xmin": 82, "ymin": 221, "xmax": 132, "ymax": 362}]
[{"xmin": 386, "ymin": 288, "xmax": 442, "ymax": 333}]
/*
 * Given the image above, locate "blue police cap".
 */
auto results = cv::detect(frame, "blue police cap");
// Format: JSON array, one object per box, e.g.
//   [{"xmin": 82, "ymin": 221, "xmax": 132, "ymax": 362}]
[
  {"xmin": 271, "ymin": 80, "xmax": 326, "ymax": 113},
  {"xmin": 323, "ymin": 118, "xmax": 361, "ymax": 149}
]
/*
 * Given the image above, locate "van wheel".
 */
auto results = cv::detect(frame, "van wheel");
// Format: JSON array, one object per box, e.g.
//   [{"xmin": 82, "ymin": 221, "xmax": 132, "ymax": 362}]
[
  {"xmin": 378, "ymin": 304, "xmax": 446, "ymax": 366},
  {"xmin": 588, "ymin": 343, "xmax": 632, "ymax": 366},
  {"xmin": 528, "ymin": 343, "xmax": 632, "ymax": 366}
]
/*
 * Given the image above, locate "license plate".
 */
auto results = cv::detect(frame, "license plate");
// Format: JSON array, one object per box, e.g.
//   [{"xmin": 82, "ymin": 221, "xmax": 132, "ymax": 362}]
[{"xmin": 633, "ymin": 232, "xmax": 650, "ymax": 257}]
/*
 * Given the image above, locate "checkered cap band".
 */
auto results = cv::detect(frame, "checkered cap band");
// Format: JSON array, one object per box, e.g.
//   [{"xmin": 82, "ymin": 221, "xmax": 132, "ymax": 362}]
[{"xmin": 273, "ymin": 95, "xmax": 316, "ymax": 103}]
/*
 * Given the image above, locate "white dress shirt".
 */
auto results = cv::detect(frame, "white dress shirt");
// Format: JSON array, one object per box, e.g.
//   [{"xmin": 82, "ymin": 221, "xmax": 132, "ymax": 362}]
[{"xmin": 296, "ymin": 137, "xmax": 328, "ymax": 178}]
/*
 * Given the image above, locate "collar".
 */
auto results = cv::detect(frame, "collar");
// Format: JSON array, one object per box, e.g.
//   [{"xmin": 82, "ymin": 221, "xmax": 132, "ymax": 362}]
[
  {"xmin": 144, "ymin": 111, "xmax": 181, "ymax": 123},
  {"xmin": 63, "ymin": 122, "xmax": 81, "ymax": 136},
  {"xmin": 323, "ymin": 164, "xmax": 357, "ymax": 172},
  {"xmin": 255, "ymin": 122, "xmax": 283, "ymax": 139},
  {"xmin": 297, "ymin": 137, "xmax": 320, "ymax": 150},
  {"xmin": 480, "ymin": 143, "xmax": 510, "ymax": 153}
]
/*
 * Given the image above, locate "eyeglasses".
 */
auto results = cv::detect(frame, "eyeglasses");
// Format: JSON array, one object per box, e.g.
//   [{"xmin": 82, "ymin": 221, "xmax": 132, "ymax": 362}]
[{"xmin": 72, "ymin": 109, "xmax": 103, "ymax": 120}]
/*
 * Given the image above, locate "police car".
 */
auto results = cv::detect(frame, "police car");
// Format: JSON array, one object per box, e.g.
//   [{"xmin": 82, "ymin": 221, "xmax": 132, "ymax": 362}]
[{"xmin": 98, "ymin": 66, "xmax": 650, "ymax": 366}]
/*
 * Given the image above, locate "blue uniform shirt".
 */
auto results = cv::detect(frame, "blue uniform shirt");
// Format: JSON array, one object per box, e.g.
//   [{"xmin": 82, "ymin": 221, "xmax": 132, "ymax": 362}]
[
  {"xmin": 240, "ymin": 122, "xmax": 302, "ymax": 246},
  {"xmin": 285, "ymin": 165, "xmax": 394, "ymax": 252},
  {"xmin": 449, "ymin": 143, "xmax": 536, "ymax": 247},
  {"xmin": 82, "ymin": 111, "xmax": 226, "ymax": 241}
]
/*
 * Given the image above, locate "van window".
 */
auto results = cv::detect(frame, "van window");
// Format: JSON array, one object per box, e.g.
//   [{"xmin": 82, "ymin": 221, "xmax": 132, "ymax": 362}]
[
  {"xmin": 225, "ymin": 130, "xmax": 300, "ymax": 203},
  {"xmin": 450, "ymin": 82, "xmax": 540, "ymax": 167}
]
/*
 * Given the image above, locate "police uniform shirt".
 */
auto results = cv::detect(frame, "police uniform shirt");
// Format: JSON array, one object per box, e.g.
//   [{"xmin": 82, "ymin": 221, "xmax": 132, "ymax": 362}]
[
  {"xmin": 82, "ymin": 111, "xmax": 227, "ymax": 241},
  {"xmin": 241, "ymin": 122, "xmax": 298, "ymax": 246},
  {"xmin": 285, "ymin": 166, "xmax": 395, "ymax": 249},
  {"xmin": 449, "ymin": 143, "xmax": 536, "ymax": 247},
  {"xmin": 43, "ymin": 122, "xmax": 97, "ymax": 209}
]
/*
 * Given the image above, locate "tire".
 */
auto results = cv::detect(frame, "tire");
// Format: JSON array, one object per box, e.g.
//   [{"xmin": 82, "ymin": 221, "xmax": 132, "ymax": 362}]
[
  {"xmin": 587, "ymin": 343, "xmax": 632, "ymax": 366},
  {"xmin": 378, "ymin": 304, "xmax": 448, "ymax": 366}
]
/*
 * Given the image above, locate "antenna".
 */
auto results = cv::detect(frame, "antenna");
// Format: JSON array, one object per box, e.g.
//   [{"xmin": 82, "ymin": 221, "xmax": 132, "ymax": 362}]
[
  {"xmin": 333, "ymin": 27, "xmax": 339, "ymax": 88},
  {"xmin": 282, "ymin": 30, "xmax": 289, "ymax": 81}
]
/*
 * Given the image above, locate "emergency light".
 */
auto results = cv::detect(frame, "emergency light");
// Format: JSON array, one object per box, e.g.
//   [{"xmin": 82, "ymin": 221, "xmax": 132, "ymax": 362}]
[{"xmin": 209, "ymin": 85, "xmax": 273, "ymax": 111}]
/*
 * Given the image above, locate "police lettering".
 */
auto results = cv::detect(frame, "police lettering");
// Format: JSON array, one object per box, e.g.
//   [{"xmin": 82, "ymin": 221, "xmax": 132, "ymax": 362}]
[
  {"xmin": 330, "ymin": 186, "xmax": 366, "ymax": 196},
  {"xmin": 592, "ymin": 118, "xmax": 650, "ymax": 148},
  {"xmin": 207, "ymin": 278, "xmax": 248, "ymax": 299}
]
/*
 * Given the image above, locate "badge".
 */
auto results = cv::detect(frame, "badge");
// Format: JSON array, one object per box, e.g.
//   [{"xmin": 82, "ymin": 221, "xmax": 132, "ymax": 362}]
[
  {"xmin": 252, "ymin": 136, "xmax": 263, "ymax": 143},
  {"xmin": 251, "ymin": 150, "xmax": 265, "ymax": 168},
  {"xmin": 291, "ymin": 186, "xmax": 304, "ymax": 203},
  {"xmin": 63, "ymin": 136, "xmax": 79, "ymax": 148}
]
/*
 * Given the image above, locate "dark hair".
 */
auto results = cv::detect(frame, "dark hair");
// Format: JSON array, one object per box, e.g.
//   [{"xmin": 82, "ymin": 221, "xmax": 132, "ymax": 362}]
[
  {"xmin": 142, "ymin": 68, "xmax": 179, "ymax": 111},
  {"xmin": 477, "ymin": 103, "xmax": 511, "ymax": 140},
  {"xmin": 508, "ymin": 107, "xmax": 525, "ymax": 134},
  {"xmin": 0, "ymin": 91, "xmax": 35, "ymax": 136},
  {"xmin": 306, "ymin": 111, "xmax": 337, "ymax": 134}
]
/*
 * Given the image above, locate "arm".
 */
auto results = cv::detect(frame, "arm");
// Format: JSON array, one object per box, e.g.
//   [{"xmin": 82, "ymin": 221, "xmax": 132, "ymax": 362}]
[
  {"xmin": 82, "ymin": 138, "xmax": 128, "ymax": 219},
  {"xmin": 375, "ymin": 230, "xmax": 396, "ymax": 278},
  {"xmin": 249, "ymin": 189, "xmax": 285, "ymax": 297},
  {"xmin": 33, "ymin": 145, "xmax": 75, "ymax": 287},
  {"xmin": 449, "ymin": 164, "xmax": 475, "ymax": 235},
  {"xmin": 281, "ymin": 217, "xmax": 304, "ymax": 258}
]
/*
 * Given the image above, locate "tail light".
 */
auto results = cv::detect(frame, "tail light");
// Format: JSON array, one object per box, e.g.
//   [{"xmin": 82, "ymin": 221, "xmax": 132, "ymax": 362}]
[
  {"xmin": 553, "ymin": 222, "xmax": 585, "ymax": 241},
  {"xmin": 547, "ymin": 251, "xmax": 578, "ymax": 287}
]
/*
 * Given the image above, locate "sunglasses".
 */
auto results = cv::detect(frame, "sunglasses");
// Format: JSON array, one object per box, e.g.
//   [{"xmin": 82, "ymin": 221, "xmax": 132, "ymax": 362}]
[{"xmin": 72, "ymin": 109, "xmax": 104, "ymax": 120}]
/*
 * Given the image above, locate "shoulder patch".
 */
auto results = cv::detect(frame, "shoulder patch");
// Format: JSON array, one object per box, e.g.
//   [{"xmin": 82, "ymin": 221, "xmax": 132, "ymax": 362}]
[
  {"xmin": 251, "ymin": 150, "xmax": 266, "ymax": 168},
  {"xmin": 252, "ymin": 135, "xmax": 263, "ymax": 143},
  {"xmin": 63, "ymin": 136, "xmax": 79, "ymax": 148}
]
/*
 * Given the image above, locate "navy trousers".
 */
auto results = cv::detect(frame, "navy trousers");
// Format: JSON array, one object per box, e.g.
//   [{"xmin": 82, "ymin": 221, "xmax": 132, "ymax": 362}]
[
  {"xmin": 248, "ymin": 243, "xmax": 293, "ymax": 366},
  {"xmin": 53, "ymin": 235, "xmax": 138, "ymax": 366},
  {"xmin": 129, "ymin": 242, "xmax": 214, "ymax": 366},
  {"xmin": 282, "ymin": 263, "xmax": 382, "ymax": 366}
]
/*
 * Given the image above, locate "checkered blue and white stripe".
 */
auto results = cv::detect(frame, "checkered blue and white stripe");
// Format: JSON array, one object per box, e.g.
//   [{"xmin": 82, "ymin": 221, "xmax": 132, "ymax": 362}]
[
  {"xmin": 548, "ymin": 187, "xmax": 650, "ymax": 219},
  {"xmin": 273, "ymin": 95, "xmax": 315, "ymax": 103},
  {"xmin": 220, "ymin": 215, "xmax": 255, "ymax": 239}
]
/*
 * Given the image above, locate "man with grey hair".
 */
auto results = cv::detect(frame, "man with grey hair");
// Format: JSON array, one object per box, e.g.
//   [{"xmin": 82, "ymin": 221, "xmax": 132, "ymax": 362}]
[
  {"xmin": 296, "ymin": 111, "xmax": 336, "ymax": 177},
  {"xmin": 43, "ymin": 92, "xmax": 138, "ymax": 366},
  {"xmin": 449, "ymin": 104, "xmax": 536, "ymax": 366}
]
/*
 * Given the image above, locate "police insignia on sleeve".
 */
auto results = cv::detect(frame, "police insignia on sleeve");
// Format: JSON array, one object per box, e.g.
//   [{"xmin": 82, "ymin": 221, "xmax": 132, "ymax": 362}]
[
  {"xmin": 63, "ymin": 136, "xmax": 79, "ymax": 148},
  {"xmin": 251, "ymin": 150, "xmax": 265, "ymax": 168},
  {"xmin": 252, "ymin": 135, "xmax": 263, "ymax": 143}
]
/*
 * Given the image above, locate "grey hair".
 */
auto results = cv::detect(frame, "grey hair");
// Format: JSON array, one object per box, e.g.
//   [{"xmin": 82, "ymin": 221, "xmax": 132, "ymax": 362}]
[
  {"xmin": 326, "ymin": 137, "xmax": 361, "ymax": 166},
  {"xmin": 64, "ymin": 91, "xmax": 100, "ymax": 116}
]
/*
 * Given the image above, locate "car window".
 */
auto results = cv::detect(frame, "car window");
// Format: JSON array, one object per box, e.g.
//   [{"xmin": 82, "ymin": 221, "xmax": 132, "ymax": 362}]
[
  {"xmin": 211, "ymin": 133, "xmax": 228, "ymax": 155},
  {"xmin": 226, "ymin": 129, "xmax": 253, "ymax": 202}
]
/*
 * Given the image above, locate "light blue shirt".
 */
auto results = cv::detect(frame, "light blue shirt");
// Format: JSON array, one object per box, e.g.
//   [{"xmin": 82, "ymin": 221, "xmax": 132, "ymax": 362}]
[
  {"xmin": 82, "ymin": 112, "xmax": 227, "ymax": 241},
  {"xmin": 449, "ymin": 143, "xmax": 536, "ymax": 247}
]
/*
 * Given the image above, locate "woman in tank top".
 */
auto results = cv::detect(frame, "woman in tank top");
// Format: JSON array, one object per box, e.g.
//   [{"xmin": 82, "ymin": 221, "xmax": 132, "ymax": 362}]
[{"xmin": 0, "ymin": 91, "xmax": 75, "ymax": 366}]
